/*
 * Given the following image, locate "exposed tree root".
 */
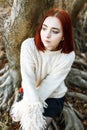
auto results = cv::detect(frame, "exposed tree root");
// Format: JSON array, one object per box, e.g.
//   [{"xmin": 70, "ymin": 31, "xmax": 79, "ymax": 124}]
[
  {"xmin": 52, "ymin": 119, "xmax": 58, "ymax": 130},
  {"xmin": 0, "ymin": 64, "xmax": 9, "ymax": 75},
  {"xmin": 0, "ymin": 121, "xmax": 8, "ymax": 130},
  {"xmin": 66, "ymin": 68, "xmax": 87, "ymax": 89},
  {"xmin": 67, "ymin": 92, "xmax": 87, "ymax": 102},
  {"xmin": 74, "ymin": 108, "xmax": 87, "ymax": 120},
  {"xmin": 62, "ymin": 106, "xmax": 84, "ymax": 130},
  {"xmin": 74, "ymin": 59, "xmax": 87, "ymax": 70},
  {"xmin": 63, "ymin": 107, "xmax": 74, "ymax": 130},
  {"xmin": 48, "ymin": 125, "xmax": 54, "ymax": 130},
  {"xmin": 0, "ymin": 64, "xmax": 20, "ymax": 111}
]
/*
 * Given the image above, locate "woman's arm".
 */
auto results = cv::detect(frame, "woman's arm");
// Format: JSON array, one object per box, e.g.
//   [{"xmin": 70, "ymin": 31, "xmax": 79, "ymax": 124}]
[
  {"xmin": 10, "ymin": 39, "xmax": 47, "ymax": 130},
  {"xmin": 20, "ymin": 39, "xmax": 39, "ymax": 102}
]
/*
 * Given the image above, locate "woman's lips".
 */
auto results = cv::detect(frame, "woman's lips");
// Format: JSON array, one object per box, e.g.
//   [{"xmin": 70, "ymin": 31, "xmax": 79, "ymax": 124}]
[{"xmin": 44, "ymin": 39, "xmax": 50, "ymax": 44}]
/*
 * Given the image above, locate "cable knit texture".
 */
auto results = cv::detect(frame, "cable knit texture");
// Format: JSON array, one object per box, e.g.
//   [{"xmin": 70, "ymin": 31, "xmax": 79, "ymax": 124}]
[{"xmin": 10, "ymin": 38, "xmax": 75, "ymax": 130}]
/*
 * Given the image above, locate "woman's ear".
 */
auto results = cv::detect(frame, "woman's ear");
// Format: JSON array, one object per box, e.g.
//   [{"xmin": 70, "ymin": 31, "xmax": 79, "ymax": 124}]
[{"xmin": 61, "ymin": 37, "xmax": 64, "ymax": 41}]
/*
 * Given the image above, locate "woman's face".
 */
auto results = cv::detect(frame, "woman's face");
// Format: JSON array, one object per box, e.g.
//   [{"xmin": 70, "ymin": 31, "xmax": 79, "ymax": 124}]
[{"xmin": 40, "ymin": 16, "xmax": 64, "ymax": 51}]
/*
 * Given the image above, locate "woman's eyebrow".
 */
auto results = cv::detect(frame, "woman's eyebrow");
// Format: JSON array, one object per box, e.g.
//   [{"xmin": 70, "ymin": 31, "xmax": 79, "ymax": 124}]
[
  {"xmin": 42, "ymin": 24, "xmax": 47, "ymax": 27},
  {"xmin": 42, "ymin": 24, "xmax": 59, "ymax": 30},
  {"xmin": 52, "ymin": 27, "xmax": 59, "ymax": 31}
]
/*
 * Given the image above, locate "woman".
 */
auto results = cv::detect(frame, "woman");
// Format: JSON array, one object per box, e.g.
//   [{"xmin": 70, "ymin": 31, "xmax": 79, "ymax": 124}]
[{"xmin": 11, "ymin": 8, "xmax": 75, "ymax": 130}]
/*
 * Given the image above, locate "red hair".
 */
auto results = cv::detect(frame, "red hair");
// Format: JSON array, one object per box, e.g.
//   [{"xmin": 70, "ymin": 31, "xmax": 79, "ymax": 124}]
[{"xmin": 34, "ymin": 8, "xmax": 74, "ymax": 53}]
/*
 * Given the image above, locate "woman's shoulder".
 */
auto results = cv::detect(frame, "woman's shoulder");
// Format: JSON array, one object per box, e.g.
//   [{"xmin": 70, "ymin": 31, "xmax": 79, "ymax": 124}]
[
  {"xmin": 60, "ymin": 51, "xmax": 75, "ymax": 66},
  {"xmin": 21, "ymin": 37, "xmax": 35, "ymax": 48},
  {"xmin": 20, "ymin": 38, "xmax": 38, "ymax": 57},
  {"xmin": 64, "ymin": 51, "xmax": 75, "ymax": 59}
]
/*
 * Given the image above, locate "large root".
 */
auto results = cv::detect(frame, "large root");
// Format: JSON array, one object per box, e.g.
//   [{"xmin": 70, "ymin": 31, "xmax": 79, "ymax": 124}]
[
  {"xmin": 64, "ymin": 106, "xmax": 84, "ymax": 130},
  {"xmin": 52, "ymin": 104, "xmax": 85, "ymax": 130},
  {"xmin": 66, "ymin": 68, "xmax": 87, "ymax": 89},
  {"xmin": 67, "ymin": 92, "xmax": 87, "ymax": 102},
  {"xmin": 0, "ymin": 64, "xmax": 20, "ymax": 111}
]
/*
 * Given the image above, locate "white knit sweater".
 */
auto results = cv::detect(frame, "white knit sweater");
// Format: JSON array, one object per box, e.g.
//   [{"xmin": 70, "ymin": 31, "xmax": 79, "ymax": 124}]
[{"xmin": 10, "ymin": 38, "xmax": 75, "ymax": 130}]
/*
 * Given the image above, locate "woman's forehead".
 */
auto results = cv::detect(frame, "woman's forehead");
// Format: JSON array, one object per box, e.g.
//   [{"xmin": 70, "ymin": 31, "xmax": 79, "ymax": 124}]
[{"xmin": 43, "ymin": 16, "xmax": 62, "ymax": 29}]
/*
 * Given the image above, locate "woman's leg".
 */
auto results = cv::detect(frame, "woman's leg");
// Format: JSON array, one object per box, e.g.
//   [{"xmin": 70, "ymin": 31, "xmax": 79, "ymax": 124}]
[
  {"xmin": 43, "ymin": 97, "xmax": 65, "ymax": 129},
  {"xmin": 44, "ymin": 117, "xmax": 53, "ymax": 130}
]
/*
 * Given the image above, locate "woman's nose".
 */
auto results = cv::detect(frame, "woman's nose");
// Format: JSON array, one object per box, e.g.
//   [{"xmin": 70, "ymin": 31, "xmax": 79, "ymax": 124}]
[{"xmin": 45, "ymin": 30, "xmax": 51, "ymax": 38}]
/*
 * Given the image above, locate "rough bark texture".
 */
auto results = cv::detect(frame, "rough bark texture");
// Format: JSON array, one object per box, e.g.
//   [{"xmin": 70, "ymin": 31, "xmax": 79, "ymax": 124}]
[{"xmin": 0, "ymin": 0, "xmax": 87, "ymax": 130}]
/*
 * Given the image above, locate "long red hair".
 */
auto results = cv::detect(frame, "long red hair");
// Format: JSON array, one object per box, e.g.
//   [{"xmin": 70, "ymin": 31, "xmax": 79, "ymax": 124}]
[{"xmin": 34, "ymin": 8, "xmax": 74, "ymax": 53}]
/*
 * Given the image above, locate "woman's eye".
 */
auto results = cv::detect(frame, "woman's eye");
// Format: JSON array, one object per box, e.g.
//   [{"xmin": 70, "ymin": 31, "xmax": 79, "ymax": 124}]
[{"xmin": 52, "ymin": 30, "xmax": 59, "ymax": 34}]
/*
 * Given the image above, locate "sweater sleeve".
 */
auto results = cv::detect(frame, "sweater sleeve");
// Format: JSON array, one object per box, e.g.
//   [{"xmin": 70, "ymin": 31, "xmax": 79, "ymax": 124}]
[
  {"xmin": 20, "ymin": 39, "xmax": 39, "ymax": 102},
  {"xmin": 10, "ymin": 39, "xmax": 47, "ymax": 130},
  {"xmin": 37, "ymin": 51, "xmax": 75, "ymax": 101}
]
